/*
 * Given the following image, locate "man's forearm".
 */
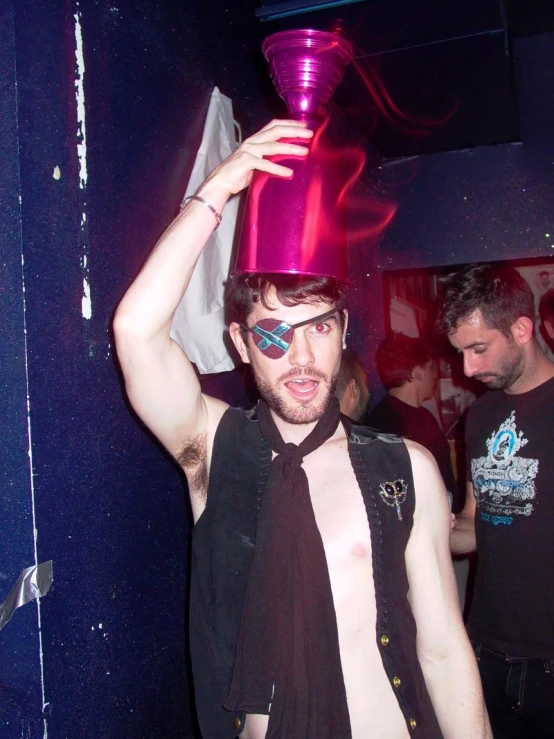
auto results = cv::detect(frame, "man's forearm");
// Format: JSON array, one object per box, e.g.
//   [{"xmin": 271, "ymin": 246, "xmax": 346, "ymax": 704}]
[
  {"xmin": 114, "ymin": 120, "xmax": 314, "ymax": 345},
  {"xmin": 450, "ymin": 512, "xmax": 476, "ymax": 555},
  {"xmin": 421, "ymin": 645, "xmax": 492, "ymax": 739}
]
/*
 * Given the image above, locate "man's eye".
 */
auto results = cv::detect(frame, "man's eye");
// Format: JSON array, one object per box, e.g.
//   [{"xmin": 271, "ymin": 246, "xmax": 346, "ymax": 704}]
[
  {"xmin": 311, "ymin": 323, "xmax": 330, "ymax": 334},
  {"xmin": 474, "ymin": 347, "xmax": 486, "ymax": 355}
]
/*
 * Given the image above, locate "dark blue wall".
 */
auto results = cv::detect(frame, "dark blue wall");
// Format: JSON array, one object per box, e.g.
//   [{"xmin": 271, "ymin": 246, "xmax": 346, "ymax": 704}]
[
  {"xmin": 0, "ymin": 1, "xmax": 44, "ymax": 734},
  {"xmin": 1, "ymin": 1, "xmax": 271, "ymax": 737}
]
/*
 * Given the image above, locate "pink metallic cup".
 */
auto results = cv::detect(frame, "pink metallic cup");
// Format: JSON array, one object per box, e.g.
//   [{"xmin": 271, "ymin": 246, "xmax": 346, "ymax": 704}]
[{"xmin": 233, "ymin": 29, "xmax": 354, "ymax": 280}]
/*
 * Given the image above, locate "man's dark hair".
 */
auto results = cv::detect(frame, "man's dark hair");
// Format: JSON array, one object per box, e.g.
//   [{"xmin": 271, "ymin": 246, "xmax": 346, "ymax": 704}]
[
  {"xmin": 539, "ymin": 288, "xmax": 554, "ymax": 326},
  {"xmin": 375, "ymin": 332, "xmax": 432, "ymax": 390},
  {"xmin": 224, "ymin": 273, "xmax": 347, "ymax": 329},
  {"xmin": 435, "ymin": 262, "xmax": 535, "ymax": 337},
  {"xmin": 336, "ymin": 348, "xmax": 366, "ymax": 400}
]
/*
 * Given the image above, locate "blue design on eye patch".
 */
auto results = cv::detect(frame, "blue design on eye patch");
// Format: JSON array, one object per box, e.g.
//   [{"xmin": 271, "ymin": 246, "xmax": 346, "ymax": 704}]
[
  {"xmin": 252, "ymin": 322, "xmax": 292, "ymax": 353},
  {"xmin": 246, "ymin": 306, "xmax": 342, "ymax": 359}
]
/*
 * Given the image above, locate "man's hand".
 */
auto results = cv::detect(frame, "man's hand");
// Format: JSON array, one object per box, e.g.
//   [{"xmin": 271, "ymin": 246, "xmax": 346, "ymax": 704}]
[
  {"xmin": 199, "ymin": 119, "xmax": 314, "ymax": 200},
  {"xmin": 450, "ymin": 483, "xmax": 477, "ymax": 555}
]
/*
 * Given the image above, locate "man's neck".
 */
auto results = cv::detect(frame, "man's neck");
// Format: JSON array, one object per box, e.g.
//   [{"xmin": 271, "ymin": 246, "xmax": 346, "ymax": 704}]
[
  {"xmin": 389, "ymin": 383, "xmax": 421, "ymax": 408},
  {"xmin": 269, "ymin": 408, "xmax": 344, "ymax": 446},
  {"xmin": 505, "ymin": 344, "xmax": 554, "ymax": 394}
]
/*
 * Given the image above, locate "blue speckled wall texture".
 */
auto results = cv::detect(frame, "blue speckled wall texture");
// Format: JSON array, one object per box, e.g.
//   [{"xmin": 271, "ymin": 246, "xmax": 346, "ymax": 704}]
[
  {"xmin": 0, "ymin": 0, "xmax": 44, "ymax": 734},
  {"xmin": 1, "ymin": 1, "xmax": 270, "ymax": 737}
]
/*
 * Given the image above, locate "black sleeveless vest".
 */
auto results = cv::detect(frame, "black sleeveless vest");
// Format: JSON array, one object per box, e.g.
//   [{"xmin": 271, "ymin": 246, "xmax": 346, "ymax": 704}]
[{"xmin": 189, "ymin": 407, "xmax": 442, "ymax": 738}]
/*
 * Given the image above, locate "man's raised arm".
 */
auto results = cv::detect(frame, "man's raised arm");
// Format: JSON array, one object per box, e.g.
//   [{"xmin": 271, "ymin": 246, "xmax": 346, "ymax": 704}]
[{"xmin": 114, "ymin": 120, "xmax": 313, "ymax": 478}]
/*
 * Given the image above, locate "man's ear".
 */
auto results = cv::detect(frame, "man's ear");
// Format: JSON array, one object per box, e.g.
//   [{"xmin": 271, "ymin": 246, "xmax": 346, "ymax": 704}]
[
  {"xmin": 341, "ymin": 309, "xmax": 349, "ymax": 349},
  {"xmin": 229, "ymin": 322, "xmax": 251, "ymax": 364},
  {"xmin": 545, "ymin": 319, "xmax": 554, "ymax": 341},
  {"xmin": 349, "ymin": 377, "xmax": 359, "ymax": 399},
  {"xmin": 411, "ymin": 366, "xmax": 423, "ymax": 383},
  {"xmin": 511, "ymin": 316, "xmax": 534, "ymax": 346}
]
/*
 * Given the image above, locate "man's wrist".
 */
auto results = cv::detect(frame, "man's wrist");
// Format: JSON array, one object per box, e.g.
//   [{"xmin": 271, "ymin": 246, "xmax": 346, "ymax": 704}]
[
  {"xmin": 181, "ymin": 195, "xmax": 222, "ymax": 230},
  {"xmin": 196, "ymin": 173, "xmax": 233, "ymax": 210}
]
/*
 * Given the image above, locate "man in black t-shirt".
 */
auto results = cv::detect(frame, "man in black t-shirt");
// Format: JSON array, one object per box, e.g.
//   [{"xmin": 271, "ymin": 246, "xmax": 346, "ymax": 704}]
[
  {"xmin": 437, "ymin": 262, "xmax": 554, "ymax": 739},
  {"xmin": 367, "ymin": 332, "xmax": 458, "ymax": 508}
]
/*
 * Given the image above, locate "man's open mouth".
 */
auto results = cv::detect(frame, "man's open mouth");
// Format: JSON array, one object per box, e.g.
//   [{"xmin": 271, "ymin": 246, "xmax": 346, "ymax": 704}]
[{"xmin": 285, "ymin": 378, "xmax": 320, "ymax": 397}]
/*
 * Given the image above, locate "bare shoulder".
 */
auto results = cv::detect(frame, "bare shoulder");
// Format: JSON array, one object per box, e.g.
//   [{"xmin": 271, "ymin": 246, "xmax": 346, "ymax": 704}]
[
  {"xmin": 403, "ymin": 439, "xmax": 452, "ymax": 579},
  {"xmin": 403, "ymin": 437, "xmax": 442, "ymax": 477},
  {"xmin": 403, "ymin": 438, "xmax": 449, "ymax": 515}
]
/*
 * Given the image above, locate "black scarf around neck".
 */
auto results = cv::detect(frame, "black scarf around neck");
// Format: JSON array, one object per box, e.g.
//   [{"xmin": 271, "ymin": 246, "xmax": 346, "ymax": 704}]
[{"xmin": 225, "ymin": 397, "xmax": 352, "ymax": 738}]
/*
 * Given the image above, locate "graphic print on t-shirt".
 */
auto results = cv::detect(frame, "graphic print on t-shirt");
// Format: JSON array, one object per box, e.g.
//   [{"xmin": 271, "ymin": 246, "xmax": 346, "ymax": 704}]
[{"xmin": 471, "ymin": 411, "xmax": 539, "ymax": 524}]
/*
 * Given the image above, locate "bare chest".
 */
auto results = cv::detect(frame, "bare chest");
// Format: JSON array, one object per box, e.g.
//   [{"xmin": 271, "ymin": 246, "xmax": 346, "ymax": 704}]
[{"xmin": 301, "ymin": 441, "xmax": 371, "ymax": 567}]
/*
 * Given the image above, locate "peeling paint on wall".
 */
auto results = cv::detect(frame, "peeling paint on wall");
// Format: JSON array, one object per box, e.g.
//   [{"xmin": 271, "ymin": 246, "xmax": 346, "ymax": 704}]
[
  {"xmin": 82, "ymin": 277, "xmax": 92, "ymax": 320},
  {"xmin": 74, "ymin": 5, "xmax": 92, "ymax": 322},
  {"xmin": 74, "ymin": 9, "xmax": 87, "ymax": 190}
]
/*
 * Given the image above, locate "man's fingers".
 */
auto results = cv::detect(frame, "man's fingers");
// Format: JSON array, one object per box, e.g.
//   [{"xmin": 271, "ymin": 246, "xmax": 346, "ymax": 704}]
[
  {"xmin": 243, "ymin": 140, "xmax": 311, "ymax": 158},
  {"xmin": 247, "ymin": 120, "xmax": 314, "ymax": 145},
  {"xmin": 232, "ymin": 149, "xmax": 298, "ymax": 178},
  {"xmin": 257, "ymin": 118, "xmax": 310, "ymax": 132},
  {"xmin": 252, "ymin": 158, "xmax": 295, "ymax": 179},
  {"xmin": 201, "ymin": 120, "xmax": 313, "ymax": 196}
]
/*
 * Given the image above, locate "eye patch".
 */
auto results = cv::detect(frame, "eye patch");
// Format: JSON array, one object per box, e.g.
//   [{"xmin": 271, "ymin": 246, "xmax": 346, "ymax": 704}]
[
  {"xmin": 246, "ymin": 307, "xmax": 340, "ymax": 360},
  {"xmin": 251, "ymin": 319, "xmax": 295, "ymax": 359}
]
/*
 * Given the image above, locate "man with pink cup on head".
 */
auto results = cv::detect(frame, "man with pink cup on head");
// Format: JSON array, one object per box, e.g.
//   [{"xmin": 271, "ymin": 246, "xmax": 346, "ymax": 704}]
[{"xmin": 115, "ymin": 29, "xmax": 490, "ymax": 739}]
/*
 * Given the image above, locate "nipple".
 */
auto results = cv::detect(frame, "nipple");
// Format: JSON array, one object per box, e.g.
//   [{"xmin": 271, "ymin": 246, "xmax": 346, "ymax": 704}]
[{"xmin": 351, "ymin": 542, "xmax": 369, "ymax": 559}]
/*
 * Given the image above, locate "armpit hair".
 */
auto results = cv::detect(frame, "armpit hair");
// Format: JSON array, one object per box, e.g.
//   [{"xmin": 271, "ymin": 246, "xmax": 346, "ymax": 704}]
[{"xmin": 177, "ymin": 433, "xmax": 208, "ymax": 497}]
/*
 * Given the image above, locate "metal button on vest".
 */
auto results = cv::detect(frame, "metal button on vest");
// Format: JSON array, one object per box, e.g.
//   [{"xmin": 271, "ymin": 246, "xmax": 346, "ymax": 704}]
[
  {"xmin": 233, "ymin": 717, "xmax": 242, "ymax": 731},
  {"xmin": 409, "ymin": 718, "xmax": 417, "ymax": 729},
  {"xmin": 392, "ymin": 676, "xmax": 401, "ymax": 688},
  {"xmin": 380, "ymin": 634, "xmax": 389, "ymax": 646}
]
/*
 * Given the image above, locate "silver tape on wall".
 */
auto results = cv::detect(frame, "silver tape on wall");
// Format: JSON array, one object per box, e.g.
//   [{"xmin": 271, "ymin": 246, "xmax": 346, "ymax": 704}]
[{"xmin": 0, "ymin": 561, "xmax": 53, "ymax": 630}]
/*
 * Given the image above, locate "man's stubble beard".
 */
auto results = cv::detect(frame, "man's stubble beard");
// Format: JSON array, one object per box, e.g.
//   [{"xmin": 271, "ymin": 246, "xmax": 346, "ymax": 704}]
[
  {"xmin": 250, "ymin": 363, "xmax": 341, "ymax": 425},
  {"xmin": 475, "ymin": 344, "xmax": 525, "ymax": 390}
]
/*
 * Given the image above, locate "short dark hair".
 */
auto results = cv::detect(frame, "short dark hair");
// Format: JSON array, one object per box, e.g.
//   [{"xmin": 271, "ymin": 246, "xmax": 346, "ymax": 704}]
[
  {"xmin": 435, "ymin": 263, "xmax": 535, "ymax": 337},
  {"xmin": 336, "ymin": 348, "xmax": 366, "ymax": 399},
  {"xmin": 375, "ymin": 332, "xmax": 432, "ymax": 390},
  {"xmin": 224, "ymin": 273, "xmax": 347, "ymax": 328},
  {"xmin": 539, "ymin": 288, "xmax": 554, "ymax": 326}
]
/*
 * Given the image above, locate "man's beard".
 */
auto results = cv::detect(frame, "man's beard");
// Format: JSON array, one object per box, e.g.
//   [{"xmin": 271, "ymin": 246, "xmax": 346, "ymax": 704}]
[
  {"xmin": 474, "ymin": 347, "xmax": 525, "ymax": 390},
  {"xmin": 251, "ymin": 364, "xmax": 340, "ymax": 425}
]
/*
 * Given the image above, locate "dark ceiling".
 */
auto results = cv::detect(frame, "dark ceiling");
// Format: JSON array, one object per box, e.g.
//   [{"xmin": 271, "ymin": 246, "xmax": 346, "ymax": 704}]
[{"xmin": 248, "ymin": 0, "xmax": 554, "ymax": 159}]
